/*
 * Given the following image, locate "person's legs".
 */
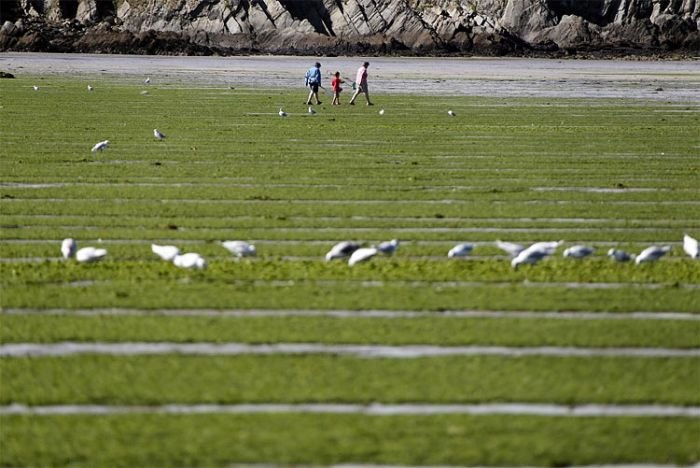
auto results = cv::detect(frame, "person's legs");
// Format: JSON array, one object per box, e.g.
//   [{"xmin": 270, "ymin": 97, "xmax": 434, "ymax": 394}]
[
  {"xmin": 307, "ymin": 84, "xmax": 321, "ymax": 105},
  {"xmin": 364, "ymin": 85, "xmax": 373, "ymax": 105},
  {"xmin": 348, "ymin": 87, "xmax": 361, "ymax": 105}
]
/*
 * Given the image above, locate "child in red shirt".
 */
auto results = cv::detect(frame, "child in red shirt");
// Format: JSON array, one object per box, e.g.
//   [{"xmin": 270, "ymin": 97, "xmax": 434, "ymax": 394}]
[{"xmin": 331, "ymin": 71, "xmax": 344, "ymax": 105}]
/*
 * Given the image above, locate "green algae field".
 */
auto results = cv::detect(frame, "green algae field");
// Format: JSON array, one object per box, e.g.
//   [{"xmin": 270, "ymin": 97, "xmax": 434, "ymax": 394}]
[{"xmin": 1, "ymin": 65, "xmax": 699, "ymax": 466}]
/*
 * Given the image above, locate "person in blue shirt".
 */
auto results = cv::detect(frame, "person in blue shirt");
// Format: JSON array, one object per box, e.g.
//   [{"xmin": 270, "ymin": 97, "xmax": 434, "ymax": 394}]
[{"xmin": 304, "ymin": 62, "xmax": 322, "ymax": 105}]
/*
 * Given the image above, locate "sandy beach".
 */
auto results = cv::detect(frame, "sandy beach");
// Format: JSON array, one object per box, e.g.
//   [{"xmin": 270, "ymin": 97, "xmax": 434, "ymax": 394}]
[{"xmin": 2, "ymin": 53, "xmax": 699, "ymax": 102}]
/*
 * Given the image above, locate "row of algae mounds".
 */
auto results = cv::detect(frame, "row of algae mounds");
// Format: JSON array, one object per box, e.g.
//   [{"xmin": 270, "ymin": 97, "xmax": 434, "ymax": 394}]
[{"xmin": 1, "ymin": 75, "xmax": 698, "ymax": 466}]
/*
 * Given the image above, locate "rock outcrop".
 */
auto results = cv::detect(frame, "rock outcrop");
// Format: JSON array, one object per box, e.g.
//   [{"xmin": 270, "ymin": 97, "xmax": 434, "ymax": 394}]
[{"xmin": 1, "ymin": 0, "xmax": 698, "ymax": 55}]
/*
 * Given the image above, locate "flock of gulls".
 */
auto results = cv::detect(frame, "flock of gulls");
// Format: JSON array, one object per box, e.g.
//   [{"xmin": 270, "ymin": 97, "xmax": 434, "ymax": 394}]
[
  {"xmin": 34, "ymin": 78, "xmax": 456, "ymax": 151},
  {"xmin": 42, "ymin": 79, "xmax": 698, "ymax": 271},
  {"xmin": 59, "ymin": 235, "xmax": 700, "ymax": 270}
]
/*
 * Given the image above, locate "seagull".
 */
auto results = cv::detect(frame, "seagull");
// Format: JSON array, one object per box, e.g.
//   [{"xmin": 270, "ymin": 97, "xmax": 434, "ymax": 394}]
[
  {"xmin": 153, "ymin": 129, "xmax": 166, "ymax": 140},
  {"xmin": 75, "ymin": 247, "xmax": 108, "ymax": 263},
  {"xmin": 448, "ymin": 110, "xmax": 456, "ymax": 117},
  {"xmin": 151, "ymin": 244, "xmax": 181, "ymax": 261},
  {"xmin": 61, "ymin": 238, "xmax": 77, "ymax": 259},
  {"xmin": 563, "ymin": 245, "xmax": 595, "ymax": 258},
  {"xmin": 448, "ymin": 243, "xmax": 473, "ymax": 258},
  {"xmin": 607, "ymin": 248, "xmax": 633, "ymax": 262},
  {"xmin": 222, "ymin": 240, "xmax": 256, "ymax": 258},
  {"xmin": 325, "ymin": 241, "xmax": 360, "ymax": 261},
  {"xmin": 683, "ymin": 234, "xmax": 699, "ymax": 259},
  {"xmin": 511, "ymin": 241, "xmax": 561, "ymax": 269},
  {"xmin": 144, "ymin": 77, "xmax": 151, "ymax": 84},
  {"xmin": 348, "ymin": 247, "xmax": 378, "ymax": 266},
  {"xmin": 635, "ymin": 245, "xmax": 671, "ymax": 265},
  {"xmin": 91, "ymin": 140, "xmax": 109, "ymax": 152},
  {"xmin": 379, "ymin": 109, "xmax": 385, "ymax": 115},
  {"xmin": 61, "ymin": 238, "xmax": 107, "ymax": 262},
  {"xmin": 279, "ymin": 108, "xmax": 288, "ymax": 117},
  {"xmin": 495, "ymin": 240, "xmax": 525, "ymax": 257},
  {"xmin": 376, "ymin": 239, "xmax": 399, "ymax": 255},
  {"xmin": 32, "ymin": 86, "xmax": 39, "ymax": 91},
  {"xmin": 308, "ymin": 106, "xmax": 316, "ymax": 115},
  {"xmin": 173, "ymin": 252, "xmax": 207, "ymax": 269},
  {"xmin": 511, "ymin": 248, "xmax": 551, "ymax": 269},
  {"xmin": 87, "ymin": 85, "xmax": 94, "ymax": 91},
  {"xmin": 527, "ymin": 241, "xmax": 563, "ymax": 254}
]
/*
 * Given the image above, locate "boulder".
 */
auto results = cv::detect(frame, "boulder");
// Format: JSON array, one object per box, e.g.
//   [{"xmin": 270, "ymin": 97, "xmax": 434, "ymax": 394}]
[
  {"xmin": 601, "ymin": 17, "xmax": 658, "ymax": 46},
  {"xmin": 0, "ymin": 21, "xmax": 18, "ymax": 36},
  {"xmin": 541, "ymin": 14, "xmax": 599, "ymax": 48},
  {"xmin": 500, "ymin": 0, "xmax": 559, "ymax": 42},
  {"xmin": 654, "ymin": 13, "xmax": 698, "ymax": 47}
]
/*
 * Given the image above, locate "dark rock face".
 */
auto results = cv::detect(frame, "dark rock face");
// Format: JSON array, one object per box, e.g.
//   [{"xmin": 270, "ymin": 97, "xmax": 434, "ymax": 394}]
[{"xmin": 0, "ymin": 0, "xmax": 697, "ymax": 55}]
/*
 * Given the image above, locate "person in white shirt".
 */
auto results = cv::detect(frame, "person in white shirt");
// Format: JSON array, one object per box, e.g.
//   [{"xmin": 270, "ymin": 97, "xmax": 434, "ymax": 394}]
[{"xmin": 349, "ymin": 61, "xmax": 373, "ymax": 106}]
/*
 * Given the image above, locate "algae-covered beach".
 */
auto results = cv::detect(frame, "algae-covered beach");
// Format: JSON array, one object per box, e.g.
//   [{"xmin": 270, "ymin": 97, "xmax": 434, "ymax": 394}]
[{"xmin": 1, "ymin": 54, "xmax": 699, "ymax": 466}]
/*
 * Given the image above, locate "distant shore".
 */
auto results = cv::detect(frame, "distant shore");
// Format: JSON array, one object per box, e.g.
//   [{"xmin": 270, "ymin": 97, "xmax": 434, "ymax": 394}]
[{"xmin": 2, "ymin": 53, "xmax": 699, "ymax": 102}]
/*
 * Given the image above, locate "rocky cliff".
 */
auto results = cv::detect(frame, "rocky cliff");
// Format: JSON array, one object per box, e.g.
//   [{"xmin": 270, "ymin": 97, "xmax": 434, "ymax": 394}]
[{"xmin": 1, "ymin": 0, "xmax": 698, "ymax": 55}]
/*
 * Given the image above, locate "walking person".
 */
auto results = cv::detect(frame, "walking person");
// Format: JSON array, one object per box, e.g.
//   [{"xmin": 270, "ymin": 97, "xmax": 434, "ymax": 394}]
[
  {"xmin": 349, "ymin": 61, "xmax": 373, "ymax": 106},
  {"xmin": 304, "ymin": 62, "xmax": 323, "ymax": 105},
  {"xmin": 331, "ymin": 71, "xmax": 344, "ymax": 105}
]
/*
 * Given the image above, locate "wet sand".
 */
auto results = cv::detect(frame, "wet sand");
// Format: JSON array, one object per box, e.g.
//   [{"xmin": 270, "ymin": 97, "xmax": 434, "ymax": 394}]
[
  {"xmin": 2, "ymin": 53, "xmax": 699, "ymax": 102},
  {"xmin": 3, "ymin": 402, "xmax": 699, "ymax": 417},
  {"xmin": 2, "ymin": 341, "xmax": 698, "ymax": 358}
]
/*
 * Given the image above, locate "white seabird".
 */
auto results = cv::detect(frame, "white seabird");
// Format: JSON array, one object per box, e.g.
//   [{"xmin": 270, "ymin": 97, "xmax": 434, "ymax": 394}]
[
  {"xmin": 279, "ymin": 108, "xmax": 288, "ymax": 117},
  {"xmin": 511, "ymin": 241, "xmax": 561, "ymax": 269},
  {"xmin": 635, "ymin": 245, "xmax": 671, "ymax": 265},
  {"xmin": 348, "ymin": 247, "xmax": 378, "ymax": 266},
  {"xmin": 527, "ymin": 241, "xmax": 563, "ymax": 254},
  {"xmin": 91, "ymin": 140, "xmax": 109, "ymax": 152},
  {"xmin": 683, "ymin": 234, "xmax": 699, "ymax": 259},
  {"xmin": 153, "ymin": 129, "xmax": 166, "ymax": 140},
  {"xmin": 144, "ymin": 77, "xmax": 151, "ymax": 84},
  {"xmin": 495, "ymin": 240, "xmax": 525, "ymax": 257},
  {"xmin": 87, "ymin": 85, "xmax": 94, "ymax": 91},
  {"xmin": 379, "ymin": 109, "xmax": 385, "ymax": 115},
  {"xmin": 173, "ymin": 252, "xmax": 207, "ymax": 269},
  {"xmin": 563, "ymin": 245, "xmax": 595, "ymax": 258},
  {"xmin": 511, "ymin": 249, "xmax": 550, "ymax": 269},
  {"xmin": 448, "ymin": 243, "xmax": 474, "ymax": 258},
  {"xmin": 222, "ymin": 240, "xmax": 256, "ymax": 258},
  {"xmin": 61, "ymin": 238, "xmax": 77, "ymax": 259},
  {"xmin": 607, "ymin": 248, "xmax": 633, "ymax": 262},
  {"xmin": 32, "ymin": 86, "xmax": 39, "ymax": 91},
  {"xmin": 75, "ymin": 247, "xmax": 108, "ymax": 263},
  {"xmin": 448, "ymin": 110, "xmax": 456, "ymax": 117},
  {"xmin": 151, "ymin": 244, "xmax": 181, "ymax": 261},
  {"xmin": 325, "ymin": 241, "xmax": 360, "ymax": 261},
  {"xmin": 376, "ymin": 239, "xmax": 399, "ymax": 255}
]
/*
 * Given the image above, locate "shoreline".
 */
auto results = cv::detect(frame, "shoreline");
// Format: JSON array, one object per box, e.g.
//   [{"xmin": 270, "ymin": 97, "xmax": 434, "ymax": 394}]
[{"xmin": 2, "ymin": 52, "xmax": 699, "ymax": 102}]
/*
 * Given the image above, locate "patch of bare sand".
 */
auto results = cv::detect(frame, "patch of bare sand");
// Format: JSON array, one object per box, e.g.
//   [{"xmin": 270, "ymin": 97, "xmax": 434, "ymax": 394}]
[{"xmin": 2, "ymin": 53, "xmax": 699, "ymax": 102}]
